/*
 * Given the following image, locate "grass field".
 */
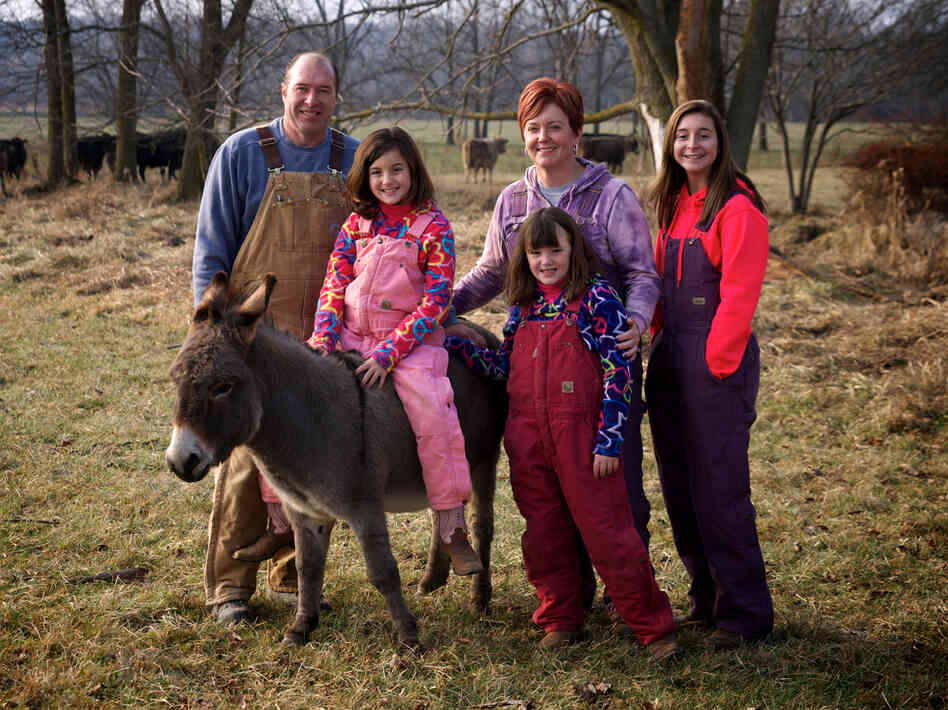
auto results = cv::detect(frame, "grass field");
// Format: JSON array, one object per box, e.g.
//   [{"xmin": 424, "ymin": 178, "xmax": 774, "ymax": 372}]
[{"xmin": 0, "ymin": 129, "xmax": 945, "ymax": 709}]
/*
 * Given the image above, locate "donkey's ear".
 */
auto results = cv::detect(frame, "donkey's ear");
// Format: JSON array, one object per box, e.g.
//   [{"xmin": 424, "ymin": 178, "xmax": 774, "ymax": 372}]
[
  {"xmin": 193, "ymin": 271, "xmax": 230, "ymax": 323},
  {"xmin": 236, "ymin": 274, "xmax": 276, "ymax": 342}
]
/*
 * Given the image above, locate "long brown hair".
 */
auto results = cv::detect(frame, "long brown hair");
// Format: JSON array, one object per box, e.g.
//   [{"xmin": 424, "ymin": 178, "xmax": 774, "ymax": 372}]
[
  {"xmin": 346, "ymin": 127, "xmax": 434, "ymax": 218},
  {"xmin": 649, "ymin": 100, "xmax": 766, "ymax": 232},
  {"xmin": 504, "ymin": 207, "xmax": 599, "ymax": 307}
]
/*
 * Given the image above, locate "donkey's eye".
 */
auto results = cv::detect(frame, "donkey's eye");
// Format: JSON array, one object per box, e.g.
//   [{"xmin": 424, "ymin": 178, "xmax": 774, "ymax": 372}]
[{"xmin": 211, "ymin": 382, "xmax": 233, "ymax": 399}]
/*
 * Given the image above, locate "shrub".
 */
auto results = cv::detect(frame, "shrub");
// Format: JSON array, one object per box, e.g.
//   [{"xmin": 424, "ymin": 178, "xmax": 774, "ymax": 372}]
[{"xmin": 845, "ymin": 141, "xmax": 948, "ymax": 214}]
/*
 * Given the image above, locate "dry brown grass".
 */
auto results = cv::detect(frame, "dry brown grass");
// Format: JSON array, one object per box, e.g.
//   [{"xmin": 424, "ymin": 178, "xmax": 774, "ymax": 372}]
[{"xmin": 0, "ymin": 151, "xmax": 945, "ymax": 709}]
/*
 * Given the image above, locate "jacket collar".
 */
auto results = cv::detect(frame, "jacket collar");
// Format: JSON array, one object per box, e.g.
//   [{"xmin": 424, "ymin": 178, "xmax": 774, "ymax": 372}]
[{"xmin": 523, "ymin": 158, "xmax": 610, "ymax": 198}]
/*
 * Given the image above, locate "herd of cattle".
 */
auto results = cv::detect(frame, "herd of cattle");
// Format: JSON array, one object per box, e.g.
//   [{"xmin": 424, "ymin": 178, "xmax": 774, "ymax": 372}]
[
  {"xmin": 461, "ymin": 132, "xmax": 640, "ymax": 183},
  {"xmin": 0, "ymin": 128, "xmax": 199, "ymax": 194},
  {"xmin": 76, "ymin": 128, "xmax": 197, "ymax": 182},
  {"xmin": 2, "ymin": 127, "xmax": 642, "ymax": 195}
]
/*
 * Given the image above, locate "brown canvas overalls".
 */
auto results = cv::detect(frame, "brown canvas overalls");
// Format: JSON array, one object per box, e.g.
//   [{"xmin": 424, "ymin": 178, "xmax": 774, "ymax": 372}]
[{"xmin": 204, "ymin": 126, "xmax": 351, "ymax": 606}]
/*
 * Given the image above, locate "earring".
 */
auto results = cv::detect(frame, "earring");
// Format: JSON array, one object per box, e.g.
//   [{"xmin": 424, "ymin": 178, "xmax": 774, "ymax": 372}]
[{"xmin": 572, "ymin": 144, "xmax": 578, "ymax": 154}]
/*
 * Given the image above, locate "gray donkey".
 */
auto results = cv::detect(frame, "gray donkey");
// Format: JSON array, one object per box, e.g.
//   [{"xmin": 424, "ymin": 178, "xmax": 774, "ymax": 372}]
[{"xmin": 165, "ymin": 272, "xmax": 506, "ymax": 648}]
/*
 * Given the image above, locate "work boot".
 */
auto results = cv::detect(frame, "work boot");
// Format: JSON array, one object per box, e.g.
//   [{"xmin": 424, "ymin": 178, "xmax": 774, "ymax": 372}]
[
  {"xmin": 436, "ymin": 507, "xmax": 483, "ymax": 576},
  {"xmin": 232, "ymin": 529, "xmax": 294, "ymax": 563},
  {"xmin": 646, "ymin": 632, "xmax": 681, "ymax": 661},
  {"xmin": 211, "ymin": 600, "xmax": 253, "ymax": 625},
  {"xmin": 444, "ymin": 528, "xmax": 484, "ymax": 576},
  {"xmin": 539, "ymin": 629, "xmax": 583, "ymax": 649},
  {"xmin": 674, "ymin": 610, "xmax": 713, "ymax": 630},
  {"xmin": 705, "ymin": 629, "xmax": 744, "ymax": 650}
]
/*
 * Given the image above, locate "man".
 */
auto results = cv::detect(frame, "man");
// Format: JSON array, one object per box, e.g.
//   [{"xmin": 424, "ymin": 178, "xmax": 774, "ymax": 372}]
[{"xmin": 192, "ymin": 52, "xmax": 359, "ymax": 624}]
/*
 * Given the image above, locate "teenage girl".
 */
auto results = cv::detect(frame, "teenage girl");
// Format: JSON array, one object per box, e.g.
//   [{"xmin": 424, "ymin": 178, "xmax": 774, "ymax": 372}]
[
  {"xmin": 448, "ymin": 207, "xmax": 677, "ymax": 657},
  {"xmin": 304, "ymin": 126, "xmax": 481, "ymax": 576},
  {"xmin": 645, "ymin": 99, "xmax": 774, "ymax": 649}
]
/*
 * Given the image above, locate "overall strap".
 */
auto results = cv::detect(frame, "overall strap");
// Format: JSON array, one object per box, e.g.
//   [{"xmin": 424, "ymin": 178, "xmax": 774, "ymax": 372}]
[
  {"xmin": 329, "ymin": 128, "xmax": 346, "ymax": 175},
  {"xmin": 572, "ymin": 171, "xmax": 612, "ymax": 221},
  {"xmin": 356, "ymin": 210, "xmax": 435, "ymax": 238},
  {"xmin": 694, "ymin": 187, "xmax": 752, "ymax": 232},
  {"xmin": 508, "ymin": 179, "xmax": 528, "ymax": 219},
  {"xmin": 407, "ymin": 211, "xmax": 435, "ymax": 238},
  {"xmin": 256, "ymin": 125, "xmax": 284, "ymax": 174}
]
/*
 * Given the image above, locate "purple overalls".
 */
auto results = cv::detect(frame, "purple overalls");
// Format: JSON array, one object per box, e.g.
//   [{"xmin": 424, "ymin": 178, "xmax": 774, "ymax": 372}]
[
  {"xmin": 645, "ymin": 222, "xmax": 774, "ymax": 640},
  {"xmin": 505, "ymin": 298, "xmax": 674, "ymax": 643}
]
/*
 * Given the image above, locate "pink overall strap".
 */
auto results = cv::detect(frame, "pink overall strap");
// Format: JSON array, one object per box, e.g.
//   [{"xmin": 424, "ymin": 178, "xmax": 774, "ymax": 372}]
[
  {"xmin": 357, "ymin": 210, "xmax": 435, "ymax": 238},
  {"xmin": 406, "ymin": 211, "xmax": 435, "ymax": 238}
]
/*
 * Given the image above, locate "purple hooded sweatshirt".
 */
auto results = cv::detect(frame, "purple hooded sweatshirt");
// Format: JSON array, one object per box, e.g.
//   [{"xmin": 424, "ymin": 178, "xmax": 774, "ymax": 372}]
[{"xmin": 452, "ymin": 159, "xmax": 660, "ymax": 334}]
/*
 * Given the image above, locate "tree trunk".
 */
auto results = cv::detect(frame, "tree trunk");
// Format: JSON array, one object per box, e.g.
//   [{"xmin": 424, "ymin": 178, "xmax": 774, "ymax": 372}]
[
  {"xmin": 726, "ymin": 0, "xmax": 781, "ymax": 169},
  {"xmin": 606, "ymin": 4, "xmax": 673, "ymax": 173},
  {"xmin": 41, "ymin": 0, "xmax": 64, "ymax": 186},
  {"xmin": 114, "ymin": 0, "xmax": 146, "ymax": 183},
  {"xmin": 54, "ymin": 0, "xmax": 78, "ymax": 182},
  {"xmin": 758, "ymin": 120, "xmax": 767, "ymax": 151},
  {"xmin": 159, "ymin": 0, "xmax": 253, "ymax": 201},
  {"xmin": 675, "ymin": 0, "xmax": 711, "ymax": 101}
]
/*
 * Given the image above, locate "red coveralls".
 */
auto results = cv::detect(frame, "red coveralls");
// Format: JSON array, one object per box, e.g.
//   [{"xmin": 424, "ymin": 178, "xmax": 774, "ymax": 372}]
[{"xmin": 504, "ymin": 298, "xmax": 674, "ymax": 644}]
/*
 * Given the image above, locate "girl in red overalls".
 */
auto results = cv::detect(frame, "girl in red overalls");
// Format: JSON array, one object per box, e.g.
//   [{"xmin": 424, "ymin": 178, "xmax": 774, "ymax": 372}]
[
  {"xmin": 237, "ymin": 127, "xmax": 482, "ymax": 576},
  {"xmin": 645, "ymin": 100, "xmax": 773, "ymax": 649},
  {"xmin": 448, "ymin": 207, "xmax": 677, "ymax": 657}
]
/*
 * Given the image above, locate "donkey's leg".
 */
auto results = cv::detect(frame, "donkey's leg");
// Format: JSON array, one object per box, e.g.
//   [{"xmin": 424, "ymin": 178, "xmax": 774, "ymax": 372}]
[
  {"xmin": 467, "ymin": 456, "xmax": 496, "ymax": 613},
  {"xmin": 282, "ymin": 510, "xmax": 334, "ymax": 646},
  {"xmin": 417, "ymin": 509, "xmax": 451, "ymax": 596},
  {"xmin": 349, "ymin": 509, "xmax": 420, "ymax": 649}
]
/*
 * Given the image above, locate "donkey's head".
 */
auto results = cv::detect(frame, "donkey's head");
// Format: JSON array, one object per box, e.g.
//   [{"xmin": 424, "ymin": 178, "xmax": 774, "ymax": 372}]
[{"xmin": 165, "ymin": 272, "xmax": 276, "ymax": 482}]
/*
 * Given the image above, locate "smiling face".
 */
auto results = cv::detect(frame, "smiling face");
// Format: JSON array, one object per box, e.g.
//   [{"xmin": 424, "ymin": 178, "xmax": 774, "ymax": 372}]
[
  {"xmin": 368, "ymin": 149, "xmax": 412, "ymax": 206},
  {"xmin": 523, "ymin": 102, "xmax": 580, "ymax": 178},
  {"xmin": 281, "ymin": 55, "xmax": 337, "ymax": 147},
  {"xmin": 672, "ymin": 111, "xmax": 719, "ymax": 191},
  {"xmin": 526, "ymin": 225, "xmax": 572, "ymax": 286}
]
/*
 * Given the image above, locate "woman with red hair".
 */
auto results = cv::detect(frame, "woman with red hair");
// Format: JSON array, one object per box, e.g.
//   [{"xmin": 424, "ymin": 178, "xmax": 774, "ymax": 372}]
[{"xmin": 447, "ymin": 78, "xmax": 662, "ymax": 646}]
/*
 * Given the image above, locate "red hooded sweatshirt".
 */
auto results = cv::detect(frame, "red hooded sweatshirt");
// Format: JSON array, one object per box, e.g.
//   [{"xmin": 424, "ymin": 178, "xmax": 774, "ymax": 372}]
[{"xmin": 651, "ymin": 183, "xmax": 769, "ymax": 379}]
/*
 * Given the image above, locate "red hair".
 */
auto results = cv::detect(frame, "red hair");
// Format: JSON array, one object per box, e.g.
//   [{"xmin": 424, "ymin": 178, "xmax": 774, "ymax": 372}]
[{"xmin": 517, "ymin": 78, "xmax": 584, "ymax": 138}]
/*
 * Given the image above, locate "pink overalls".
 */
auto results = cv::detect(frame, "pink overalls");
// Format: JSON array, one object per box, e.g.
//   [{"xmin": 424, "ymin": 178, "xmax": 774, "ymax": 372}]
[
  {"xmin": 504, "ymin": 297, "xmax": 674, "ymax": 644},
  {"xmin": 337, "ymin": 211, "xmax": 471, "ymax": 510}
]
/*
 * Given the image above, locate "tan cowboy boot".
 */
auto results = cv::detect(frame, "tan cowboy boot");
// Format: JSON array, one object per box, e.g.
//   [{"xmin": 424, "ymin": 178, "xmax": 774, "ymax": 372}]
[
  {"xmin": 437, "ymin": 507, "xmax": 483, "ymax": 576},
  {"xmin": 232, "ymin": 529, "xmax": 294, "ymax": 563}
]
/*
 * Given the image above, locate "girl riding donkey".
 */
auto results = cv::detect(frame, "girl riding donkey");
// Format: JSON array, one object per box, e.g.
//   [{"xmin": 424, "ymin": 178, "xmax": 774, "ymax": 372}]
[
  {"xmin": 298, "ymin": 126, "xmax": 482, "ymax": 575},
  {"xmin": 448, "ymin": 207, "xmax": 678, "ymax": 658}
]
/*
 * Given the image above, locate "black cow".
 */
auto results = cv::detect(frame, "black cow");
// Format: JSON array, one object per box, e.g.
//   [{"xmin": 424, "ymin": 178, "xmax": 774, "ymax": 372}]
[
  {"xmin": 0, "ymin": 137, "xmax": 26, "ymax": 186},
  {"xmin": 0, "ymin": 137, "xmax": 27, "ymax": 196},
  {"xmin": 139, "ymin": 128, "xmax": 186, "ymax": 181},
  {"xmin": 77, "ymin": 134, "xmax": 116, "ymax": 179},
  {"xmin": 580, "ymin": 133, "xmax": 639, "ymax": 173}
]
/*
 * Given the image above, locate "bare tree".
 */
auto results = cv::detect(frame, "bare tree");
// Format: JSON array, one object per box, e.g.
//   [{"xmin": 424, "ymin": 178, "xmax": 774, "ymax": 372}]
[
  {"xmin": 151, "ymin": 0, "xmax": 253, "ymax": 201},
  {"xmin": 767, "ymin": 0, "xmax": 945, "ymax": 214}
]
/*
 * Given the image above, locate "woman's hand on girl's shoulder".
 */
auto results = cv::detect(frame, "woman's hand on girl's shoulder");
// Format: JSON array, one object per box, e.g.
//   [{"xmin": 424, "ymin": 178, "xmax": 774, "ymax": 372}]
[{"xmin": 593, "ymin": 454, "xmax": 619, "ymax": 479}]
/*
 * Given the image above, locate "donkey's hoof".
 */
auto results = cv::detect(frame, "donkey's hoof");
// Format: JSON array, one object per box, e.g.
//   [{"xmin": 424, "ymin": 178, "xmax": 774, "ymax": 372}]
[
  {"xmin": 397, "ymin": 637, "xmax": 423, "ymax": 654},
  {"xmin": 416, "ymin": 578, "xmax": 448, "ymax": 596},
  {"xmin": 469, "ymin": 581, "xmax": 492, "ymax": 615},
  {"xmin": 282, "ymin": 629, "xmax": 308, "ymax": 646},
  {"xmin": 417, "ymin": 565, "xmax": 450, "ymax": 595}
]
